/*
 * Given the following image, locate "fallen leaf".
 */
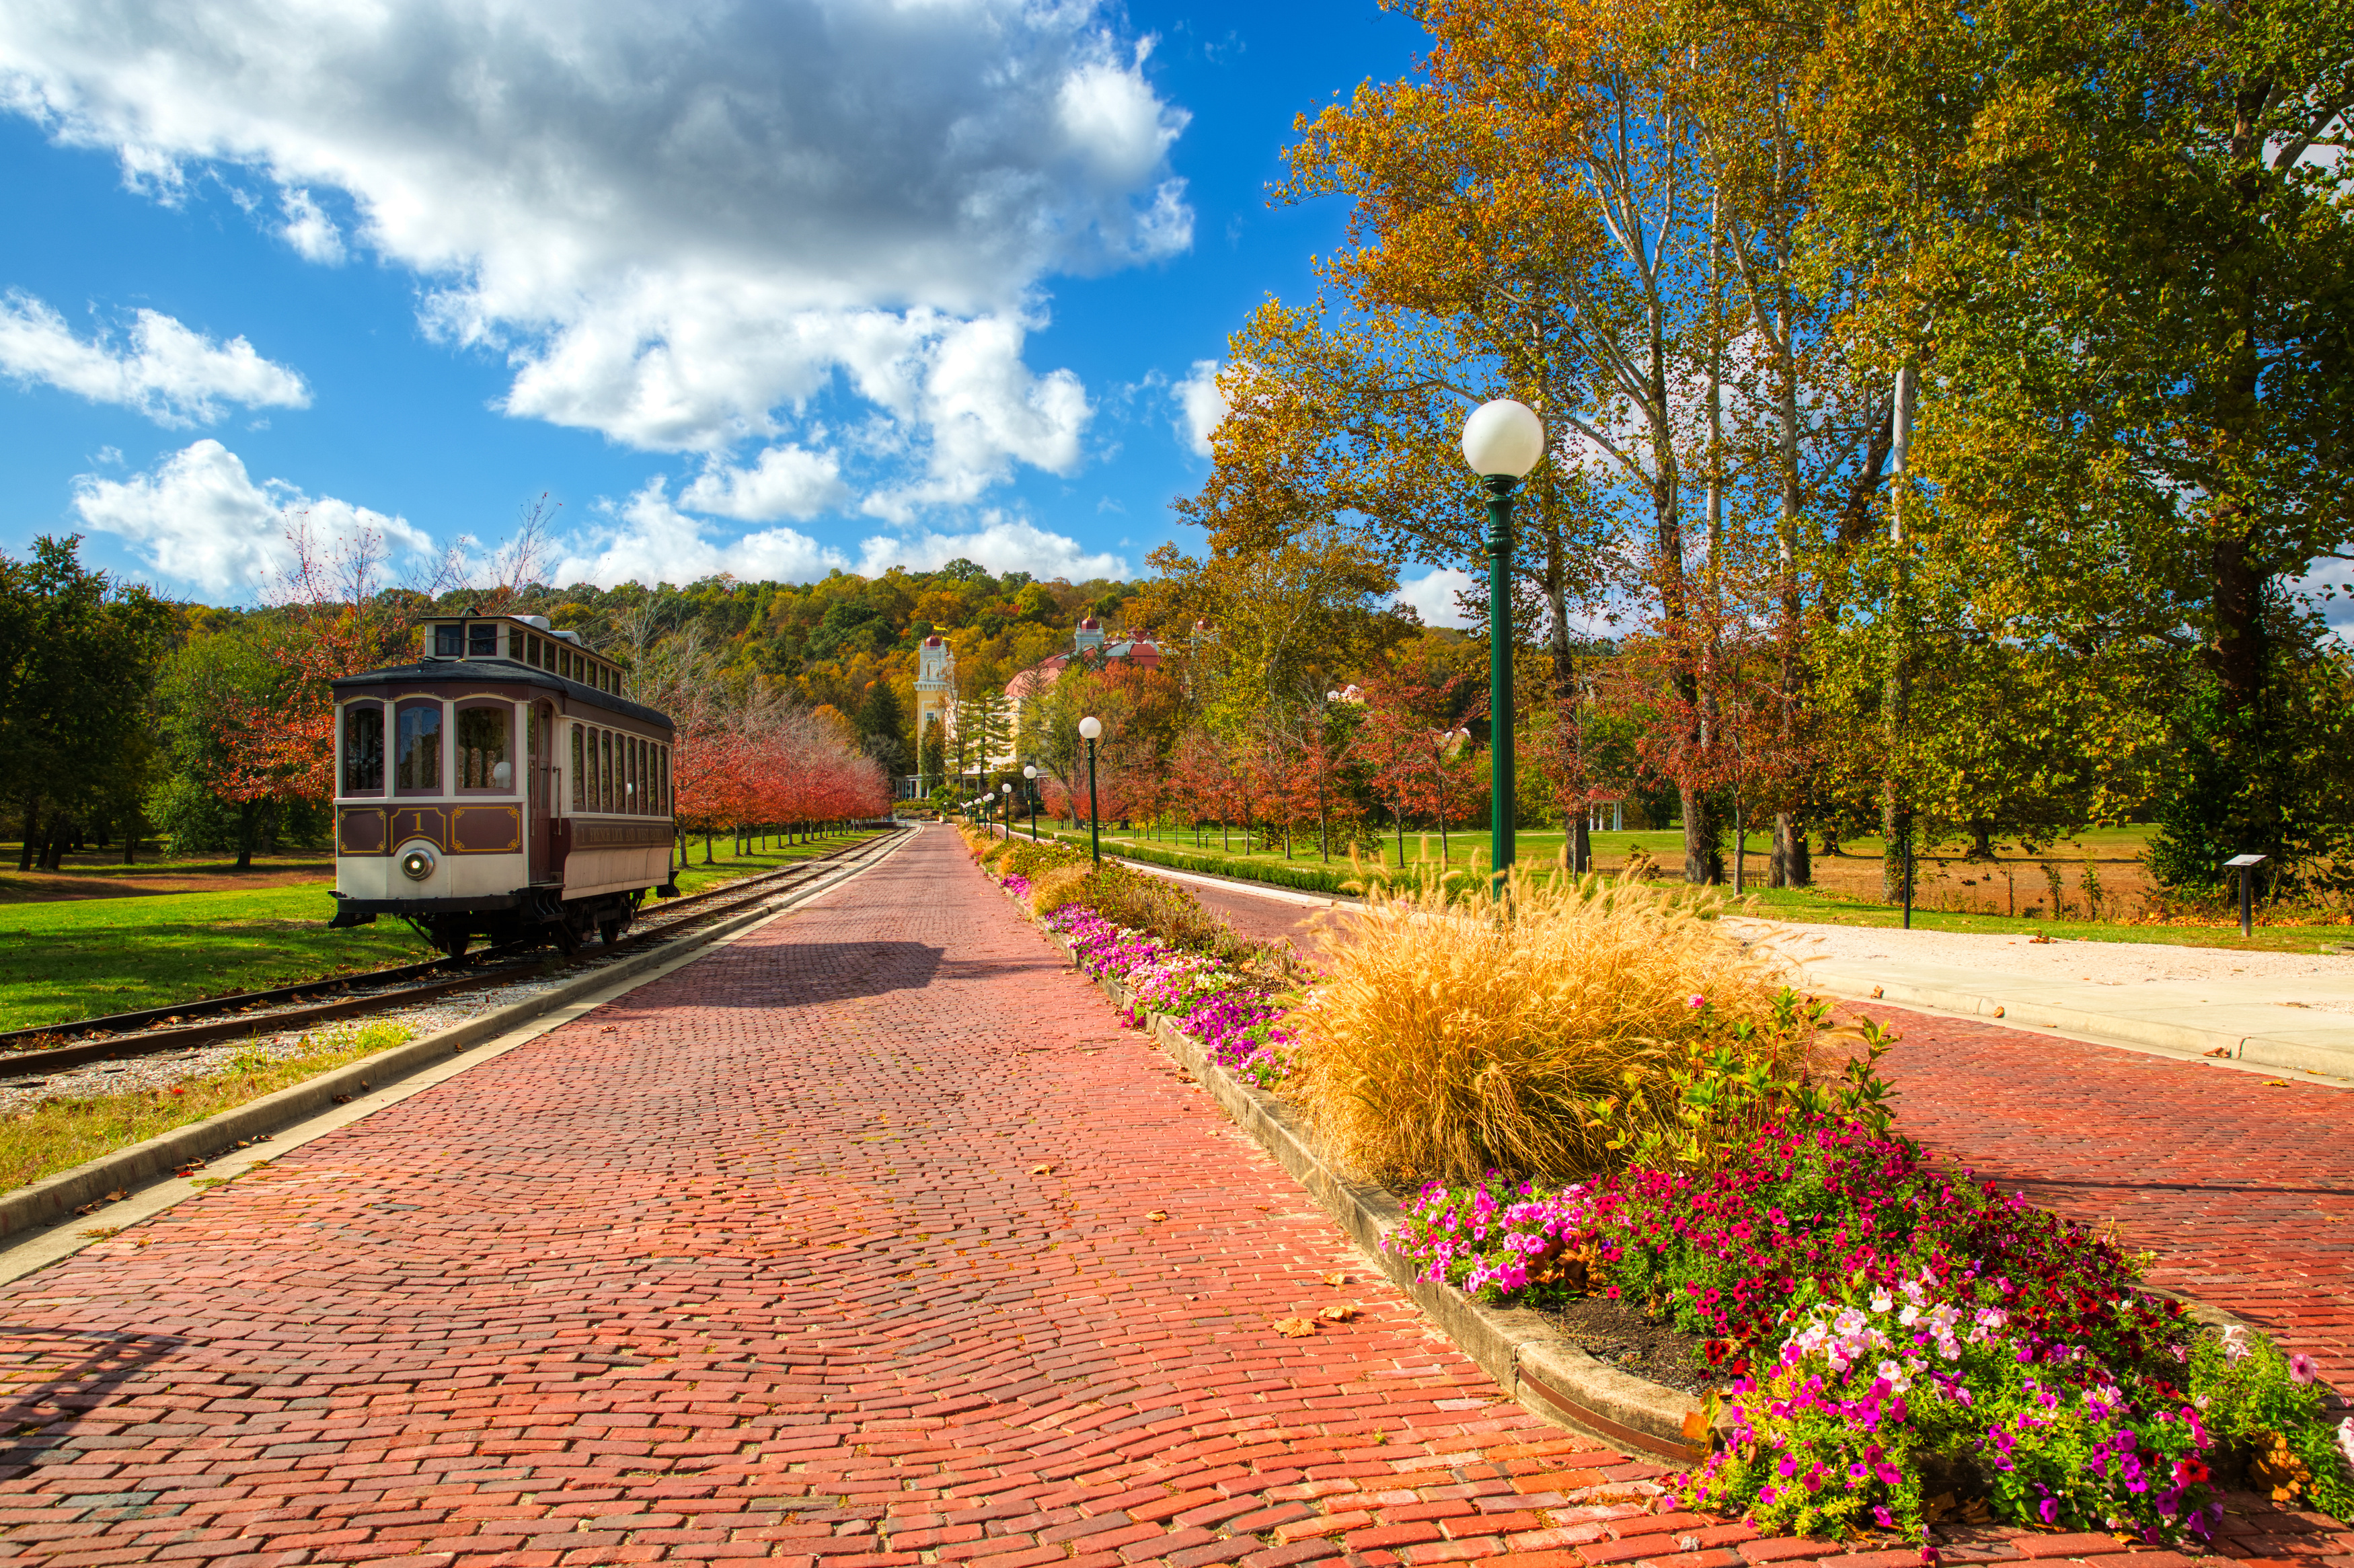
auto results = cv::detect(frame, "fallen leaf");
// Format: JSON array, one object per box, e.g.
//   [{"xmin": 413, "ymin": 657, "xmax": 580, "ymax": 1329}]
[
  {"xmin": 1145, "ymin": 1211, "xmax": 1168, "ymax": 1222},
  {"xmin": 2205, "ymin": 1047, "xmax": 2234, "ymax": 1058},
  {"xmin": 2263, "ymin": 1079, "xmax": 2290, "ymax": 1087},
  {"xmin": 1316, "ymin": 1304, "xmax": 1358, "ymax": 1323},
  {"xmin": 1029, "ymin": 1164, "xmax": 1055, "ymax": 1175},
  {"xmin": 1273, "ymin": 1317, "xmax": 1318, "ymax": 1338},
  {"xmin": 2028, "ymin": 933, "xmax": 2052, "ymax": 944},
  {"xmin": 79, "ymin": 1226, "xmax": 120, "ymax": 1241},
  {"xmin": 1322, "ymin": 1273, "xmax": 1348, "ymax": 1286}
]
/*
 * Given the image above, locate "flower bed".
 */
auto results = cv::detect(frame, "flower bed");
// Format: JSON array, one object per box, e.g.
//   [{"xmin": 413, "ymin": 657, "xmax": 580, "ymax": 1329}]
[
  {"xmin": 1047, "ymin": 904, "xmax": 1294, "ymax": 1087},
  {"xmin": 1386, "ymin": 1121, "xmax": 2354, "ymax": 1545},
  {"xmin": 962, "ymin": 823, "xmax": 2353, "ymax": 1546}
]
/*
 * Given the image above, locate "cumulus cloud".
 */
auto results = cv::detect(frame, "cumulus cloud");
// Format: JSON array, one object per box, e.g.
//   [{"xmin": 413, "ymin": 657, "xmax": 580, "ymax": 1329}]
[
  {"xmin": 0, "ymin": 0, "xmax": 1191, "ymax": 508},
  {"xmin": 554, "ymin": 479, "xmax": 1129, "ymax": 588},
  {"xmin": 0, "ymin": 290, "xmax": 309, "ymax": 426},
  {"xmin": 71, "ymin": 438, "xmax": 428, "ymax": 594},
  {"xmin": 848, "ymin": 514, "xmax": 1128, "ymax": 582},
  {"xmin": 276, "ymin": 187, "xmax": 344, "ymax": 262},
  {"xmin": 1397, "ymin": 565, "xmax": 1476, "ymax": 629},
  {"xmin": 1174, "ymin": 358, "xmax": 1227, "ymax": 457},
  {"xmin": 680, "ymin": 444, "xmax": 849, "ymax": 522}
]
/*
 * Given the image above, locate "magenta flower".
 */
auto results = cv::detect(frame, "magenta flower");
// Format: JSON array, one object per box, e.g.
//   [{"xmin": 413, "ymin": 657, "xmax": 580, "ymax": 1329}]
[{"xmin": 2288, "ymin": 1353, "xmax": 2318, "ymax": 1384}]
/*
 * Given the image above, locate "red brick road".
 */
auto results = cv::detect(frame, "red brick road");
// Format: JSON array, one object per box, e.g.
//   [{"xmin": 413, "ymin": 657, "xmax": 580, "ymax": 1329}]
[{"xmin": 0, "ymin": 832, "xmax": 2345, "ymax": 1567}]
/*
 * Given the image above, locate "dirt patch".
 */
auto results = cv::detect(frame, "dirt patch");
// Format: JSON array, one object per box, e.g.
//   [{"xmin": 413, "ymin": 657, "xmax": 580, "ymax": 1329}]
[{"xmin": 1538, "ymin": 1292, "xmax": 1724, "ymax": 1395}]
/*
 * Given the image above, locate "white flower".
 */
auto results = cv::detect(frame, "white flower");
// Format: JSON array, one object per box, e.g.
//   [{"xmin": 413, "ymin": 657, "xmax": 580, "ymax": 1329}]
[
  {"xmin": 2337, "ymin": 1416, "xmax": 2354, "ymax": 1475},
  {"xmin": 1899, "ymin": 1304, "xmax": 1922, "ymax": 1327},
  {"xmin": 1871, "ymin": 1291, "xmax": 1895, "ymax": 1313}
]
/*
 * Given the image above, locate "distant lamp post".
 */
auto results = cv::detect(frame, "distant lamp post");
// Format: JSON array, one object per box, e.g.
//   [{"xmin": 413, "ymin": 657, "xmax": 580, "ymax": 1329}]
[
  {"xmin": 2225, "ymin": 853, "xmax": 2268, "ymax": 938},
  {"xmin": 1461, "ymin": 398, "xmax": 1546, "ymax": 890},
  {"xmin": 1023, "ymin": 764, "xmax": 1039, "ymax": 840},
  {"xmin": 999, "ymin": 781, "xmax": 1014, "ymax": 840},
  {"xmin": 1078, "ymin": 715, "xmax": 1104, "ymax": 865}
]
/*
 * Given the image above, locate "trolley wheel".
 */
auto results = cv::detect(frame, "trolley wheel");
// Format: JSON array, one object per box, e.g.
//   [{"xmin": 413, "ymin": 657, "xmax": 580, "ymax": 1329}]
[
  {"xmin": 432, "ymin": 918, "xmax": 471, "ymax": 959},
  {"xmin": 598, "ymin": 916, "xmax": 626, "ymax": 947}
]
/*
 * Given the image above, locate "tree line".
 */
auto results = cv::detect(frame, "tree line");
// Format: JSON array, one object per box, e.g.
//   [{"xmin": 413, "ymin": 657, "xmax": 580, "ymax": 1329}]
[{"xmin": 1170, "ymin": 0, "xmax": 2353, "ymax": 898}]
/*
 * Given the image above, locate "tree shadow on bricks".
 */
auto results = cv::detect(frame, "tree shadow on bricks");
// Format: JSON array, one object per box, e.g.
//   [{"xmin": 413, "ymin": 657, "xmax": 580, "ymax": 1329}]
[
  {"xmin": 724, "ymin": 941, "xmax": 946, "ymax": 1007},
  {"xmin": 0, "ymin": 1327, "xmax": 188, "ymax": 1478}
]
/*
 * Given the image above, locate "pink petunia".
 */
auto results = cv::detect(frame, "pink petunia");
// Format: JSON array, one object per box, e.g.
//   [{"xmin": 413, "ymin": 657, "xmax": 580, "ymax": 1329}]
[{"xmin": 2289, "ymin": 1353, "xmax": 2319, "ymax": 1384}]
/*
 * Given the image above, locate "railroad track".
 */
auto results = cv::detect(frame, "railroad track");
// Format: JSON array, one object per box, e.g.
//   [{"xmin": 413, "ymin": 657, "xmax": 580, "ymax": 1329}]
[{"xmin": 0, "ymin": 828, "xmax": 909, "ymax": 1079}]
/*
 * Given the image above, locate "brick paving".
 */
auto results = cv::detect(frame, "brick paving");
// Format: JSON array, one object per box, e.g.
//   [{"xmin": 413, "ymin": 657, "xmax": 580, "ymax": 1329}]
[{"xmin": 0, "ymin": 829, "xmax": 2345, "ymax": 1568}]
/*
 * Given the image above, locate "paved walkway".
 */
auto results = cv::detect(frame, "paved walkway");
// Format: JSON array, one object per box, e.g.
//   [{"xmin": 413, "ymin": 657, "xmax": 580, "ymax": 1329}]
[{"xmin": 0, "ymin": 830, "xmax": 2345, "ymax": 1567}]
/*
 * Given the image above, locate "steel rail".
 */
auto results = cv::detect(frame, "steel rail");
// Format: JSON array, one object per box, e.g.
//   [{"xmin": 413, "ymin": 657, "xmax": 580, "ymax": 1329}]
[{"xmin": 0, "ymin": 828, "xmax": 907, "ymax": 1074}]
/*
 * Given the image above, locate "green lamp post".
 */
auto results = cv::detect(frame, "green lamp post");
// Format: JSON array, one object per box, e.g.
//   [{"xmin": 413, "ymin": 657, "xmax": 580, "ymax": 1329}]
[{"xmin": 1461, "ymin": 398, "xmax": 1546, "ymax": 888}]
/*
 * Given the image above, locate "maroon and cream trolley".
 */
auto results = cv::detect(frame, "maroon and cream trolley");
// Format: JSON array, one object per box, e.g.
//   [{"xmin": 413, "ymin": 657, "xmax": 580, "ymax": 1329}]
[{"xmin": 328, "ymin": 611, "xmax": 677, "ymax": 955}]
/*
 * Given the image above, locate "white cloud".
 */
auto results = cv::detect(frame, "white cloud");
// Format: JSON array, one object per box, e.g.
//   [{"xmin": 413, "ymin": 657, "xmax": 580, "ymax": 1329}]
[
  {"xmin": 0, "ymin": 290, "xmax": 309, "ymax": 426},
  {"xmin": 1398, "ymin": 565, "xmax": 1476, "ymax": 628},
  {"xmin": 851, "ymin": 514, "xmax": 1128, "ymax": 581},
  {"xmin": 555, "ymin": 479, "xmax": 1129, "ymax": 588},
  {"xmin": 679, "ymin": 443, "xmax": 849, "ymax": 522},
  {"xmin": 1174, "ymin": 357, "xmax": 1226, "ymax": 457},
  {"xmin": 71, "ymin": 438, "xmax": 427, "ymax": 594},
  {"xmin": 0, "ymin": 0, "xmax": 1191, "ymax": 510},
  {"xmin": 276, "ymin": 186, "xmax": 344, "ymax": 262}
]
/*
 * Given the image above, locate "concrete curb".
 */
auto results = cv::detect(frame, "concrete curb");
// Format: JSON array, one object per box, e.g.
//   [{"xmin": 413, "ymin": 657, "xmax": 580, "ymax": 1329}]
[
  {"xmin": 0, "ymin": 840, "xmax": 899, "ymax": 1242},
  {"xmin": 1016, "ymin": 893, "xmax": 1712, "ymax": 1463}
]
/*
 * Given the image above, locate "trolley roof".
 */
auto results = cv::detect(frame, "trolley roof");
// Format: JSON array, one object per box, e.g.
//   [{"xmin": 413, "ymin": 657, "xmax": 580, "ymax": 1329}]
[{"xmin": 331, "ymin": 658, "xmax": 675, "ymax": 734}]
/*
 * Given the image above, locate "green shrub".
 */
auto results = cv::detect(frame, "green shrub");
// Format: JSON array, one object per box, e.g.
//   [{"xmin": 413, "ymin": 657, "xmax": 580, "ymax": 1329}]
[{"xmin": 2189, "ymin": 1325, "xmax": 2354, "ymax": 1517}]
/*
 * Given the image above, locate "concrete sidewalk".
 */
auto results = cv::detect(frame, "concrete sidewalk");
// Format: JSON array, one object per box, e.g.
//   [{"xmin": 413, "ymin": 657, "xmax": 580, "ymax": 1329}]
[{"xmin": 1746, "ymin": 931, "xmax": 2354, "ymax": 1083}]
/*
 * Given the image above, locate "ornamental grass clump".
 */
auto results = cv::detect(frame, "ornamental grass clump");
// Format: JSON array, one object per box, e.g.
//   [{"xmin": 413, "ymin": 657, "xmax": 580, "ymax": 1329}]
[{"xmin": 1285, "ymin": 867, "xmax": 1819, "ymax": 1186}]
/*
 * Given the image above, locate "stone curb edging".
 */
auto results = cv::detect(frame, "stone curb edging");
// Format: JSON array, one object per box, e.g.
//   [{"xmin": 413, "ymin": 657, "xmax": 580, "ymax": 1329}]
[
  {"xmin": 0, "ymin": 840, "xmax": 900, "ymax": 1242},
  {"xmin": 1005, "ymin": 886, "xmax": 1714, "ymax": 1464}
]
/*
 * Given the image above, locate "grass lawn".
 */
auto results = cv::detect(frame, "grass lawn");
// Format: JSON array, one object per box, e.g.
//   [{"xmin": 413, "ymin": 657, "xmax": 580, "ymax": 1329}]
[
  {"xmin": 0, "ymin": 884, "xmax": 436, "ymax": 1035},
  {"xmin": 0, "ymin": 830, "xmax": 881, "ymax": 1036},
  {"xmin": 0, "ymin": 1021, "xmax": 414, "ymax": 1197},
  {"xmin": 1022, "ymin": 821, "xmax": 2349, "ymax": 957}
]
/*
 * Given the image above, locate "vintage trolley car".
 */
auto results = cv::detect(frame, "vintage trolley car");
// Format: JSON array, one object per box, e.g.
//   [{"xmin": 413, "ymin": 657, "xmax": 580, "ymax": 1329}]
[{"xmin": 328, "ymin": 611, "xmax": 677, "ymax": 956}]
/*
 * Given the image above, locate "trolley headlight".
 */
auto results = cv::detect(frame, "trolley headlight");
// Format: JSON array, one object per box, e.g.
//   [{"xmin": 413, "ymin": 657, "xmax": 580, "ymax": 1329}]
[{"xmin": 399, "ymin": 846, "xmax": 437, "ymax": 882}]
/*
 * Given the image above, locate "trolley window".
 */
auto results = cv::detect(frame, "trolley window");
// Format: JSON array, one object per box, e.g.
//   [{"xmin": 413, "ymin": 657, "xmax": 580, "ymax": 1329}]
[
  {"xmin": 341, "ymin": 702, "xmax": 385, "ymax": 795},
  {"xmin": 630, "ymin": 736, "xmax": 644, "ymax": 813},
  {"xmin": 394, "ymin": 700, "xmax": 443, "ymax": 794},
  {"xmin": 455, "ymin": 702, "xmax": 512, "ymax": 792},
  {"xmin": 659, "ymin": 746, "xmax": 671, "ymax": 815},
  {"xmin": 466, "ymin": 622, "xmax": 498, "ymax": 658},
  {"xmin": 600, "ymin": 729, "xmax": 615, "ymax": 813},
  {"xmin": 570, "ymin": 724, "xmax": 585, "ymax": 810},
  {"xmin": 433, "ymin": 623, "xmax": 463, "ymax": 657}
]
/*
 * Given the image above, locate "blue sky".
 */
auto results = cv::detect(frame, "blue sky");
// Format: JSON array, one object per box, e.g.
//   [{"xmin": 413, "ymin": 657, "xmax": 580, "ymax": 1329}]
[{"xmin": 0, "ymin": 0, "xmax": 1472, "ymax": 615}]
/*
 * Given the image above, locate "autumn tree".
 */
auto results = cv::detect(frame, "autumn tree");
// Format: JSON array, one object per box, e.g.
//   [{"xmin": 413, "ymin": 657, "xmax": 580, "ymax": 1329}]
[{"xmin": 1800, "ymin": 0, "xmax": 2354, "ymax": 888}]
